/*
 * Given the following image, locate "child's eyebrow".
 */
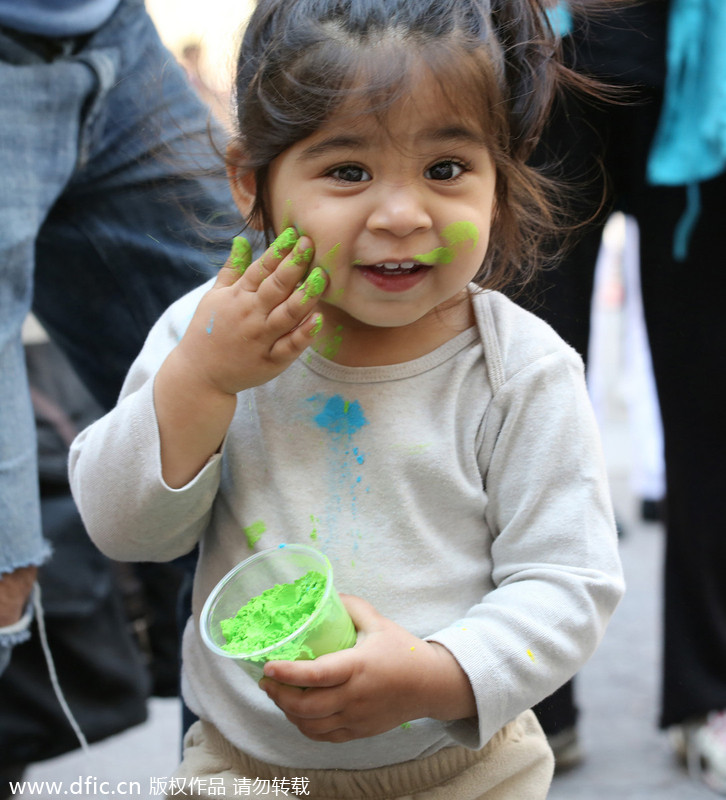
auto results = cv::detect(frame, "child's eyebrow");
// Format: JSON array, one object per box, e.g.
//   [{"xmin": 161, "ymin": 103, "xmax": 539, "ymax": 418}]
[
  {"xmin": 297, "ymin": 125, "xmax": 487, "ymax": 162},
  {"xmin": 416, "ymin": 125, "xmax": 488, "ymax": 146},
  {"xmin": 297, "ymin": 135, "xmax": 364, "ymax": 161}
]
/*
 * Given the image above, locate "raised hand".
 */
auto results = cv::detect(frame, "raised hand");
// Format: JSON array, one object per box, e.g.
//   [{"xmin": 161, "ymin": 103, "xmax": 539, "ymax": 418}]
[
  {"xmin": 259, "ymin": 595, "xmax": 476, "ymax": 743},
  {"xmin": 175, "ymin": 228, "xmax": 324, "ymax": 397},
  {"xmin": 154, "ymin": 229, "xmax": 326, "ymax": 487}
]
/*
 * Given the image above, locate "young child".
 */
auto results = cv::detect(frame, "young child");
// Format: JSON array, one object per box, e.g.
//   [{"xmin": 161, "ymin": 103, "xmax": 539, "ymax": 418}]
[{"xmin": 70, "ymin": 0, "xmax": 624, "ymax": 796}]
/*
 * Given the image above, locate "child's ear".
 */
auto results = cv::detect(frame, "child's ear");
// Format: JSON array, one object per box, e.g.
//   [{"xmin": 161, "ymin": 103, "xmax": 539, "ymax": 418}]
[{"xmin": 226, "ymin": 142, "xmax": 263, "ymax": 230}]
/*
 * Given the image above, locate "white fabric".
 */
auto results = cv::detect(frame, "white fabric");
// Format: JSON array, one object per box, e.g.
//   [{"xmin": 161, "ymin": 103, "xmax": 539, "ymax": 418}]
[{"xmin": 69, "ymin": 282, "xmax": 624, "ymax": 770}]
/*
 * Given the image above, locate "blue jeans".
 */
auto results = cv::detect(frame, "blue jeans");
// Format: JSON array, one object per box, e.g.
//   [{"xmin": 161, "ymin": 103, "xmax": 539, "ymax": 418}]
[{"xmin": 0, "ymin": 0, "xmax": 237, "ymax": 669}]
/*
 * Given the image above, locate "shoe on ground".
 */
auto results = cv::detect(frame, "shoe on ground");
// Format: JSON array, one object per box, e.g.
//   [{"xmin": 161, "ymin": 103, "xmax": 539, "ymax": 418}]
[
  {"xmin": 548, "ymin": 726, "xmax": 583, "ymax": 773},
  {"xmin": 670, "ymin": 710, "xmax": 726, "ymax": 795}
]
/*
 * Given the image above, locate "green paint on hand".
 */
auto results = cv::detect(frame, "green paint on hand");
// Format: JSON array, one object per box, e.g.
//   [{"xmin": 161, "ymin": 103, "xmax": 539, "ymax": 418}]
[
  {"xmin": 230, "ymin": 236, "xmax": 253, "ymax": 275},
  {"xmin": 400, "ymin": 722, "xmax": 412, "ymax": 730},
  {"xmin": 220, "ymin": 570, "xmax": 326, "ymax": 658},
  {"xmin": 290, "ymin": 243, "xmax": 314, "ymax": 268},
  {"xmin": 272, "ymin": 227, "xmax": 299, "ymax": 259},
  {"xmin": 243, "ymin": 520, "xmax": 266, "ymax": 549},
  {"xmin": 414, "ymin": 221, "xmax": 479, "ymax": 265},
  {"xmin": 301, "ymin": 266, "xmax": 326, "ymax": 303},
  {"xmin": 310, "ymin": 314, "xmax": 324, "ymax": 337},
  {"xmin": 310, "ymin": 514, "xmax": 319, "ymax": 541}
]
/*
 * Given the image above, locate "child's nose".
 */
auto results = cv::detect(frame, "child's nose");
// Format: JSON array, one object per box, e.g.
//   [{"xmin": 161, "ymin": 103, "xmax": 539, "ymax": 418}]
[{"xmin": 366, "ymin": 185, "xmax": 433, "ymax": 238}]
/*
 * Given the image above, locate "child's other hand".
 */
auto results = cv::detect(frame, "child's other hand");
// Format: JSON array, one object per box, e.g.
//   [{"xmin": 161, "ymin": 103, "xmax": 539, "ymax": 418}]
[
  {"xmin": 259, "ymin": 595, "xmax": 476, "ymax": 743},
  {"xmin": 177, "ymin": 229, "xmax": 324, "ymax": 396}
]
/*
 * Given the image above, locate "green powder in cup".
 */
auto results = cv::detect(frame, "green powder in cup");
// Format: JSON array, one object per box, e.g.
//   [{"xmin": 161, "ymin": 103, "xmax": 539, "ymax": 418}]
[{"xmin": 219, "ymin": 569, "xmax": 327, "ymax": 658}]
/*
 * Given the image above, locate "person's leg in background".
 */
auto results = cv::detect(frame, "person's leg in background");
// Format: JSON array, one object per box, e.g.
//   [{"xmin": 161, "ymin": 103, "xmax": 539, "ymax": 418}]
[
  {"xmin": 635, "ymin": 169, "xmax": 726, "ymax": 791},
  {"xmin": 31, "ymin": 0, "xmax": 237, "ymax": 408},
  {"xmin": 26, "ymin": 0, "xmax": 240, "ymax": 752},
  {"xmin": 0, "ymin": 23, "xmax": 93, "ymax": 678},
  {"xmin": 0, "ymin": 0, "xmax": 238, "ymax": 777}
]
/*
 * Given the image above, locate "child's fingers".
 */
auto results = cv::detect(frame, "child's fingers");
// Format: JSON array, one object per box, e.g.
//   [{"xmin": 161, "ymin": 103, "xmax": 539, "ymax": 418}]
[
  {"xmin": 256, "ymin": 240, "xmax": 317, "ymax": 312},
  {"xmin": 268, "ymin": 312, "xmax": 324, "ymax": 363},
  {"xmin": 261, "ymin": 264, "xmax": 327, "ymax": 338},
  {"xmin": 212, "ymin": 235, "xmax": 254, "ymax": 290},
  {"xmin": 230, "ymin": 235, "xmax": 253, "ymax": 275},
  {"xmin": 240, "ymin": 227, "xmax": 300, "ymax": 291}
]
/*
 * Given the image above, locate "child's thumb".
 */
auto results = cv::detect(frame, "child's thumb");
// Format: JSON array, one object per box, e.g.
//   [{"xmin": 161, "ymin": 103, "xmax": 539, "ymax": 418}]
[{"xmin": 339, "ymin": 593, "xmax": 383, "ymax": 633}]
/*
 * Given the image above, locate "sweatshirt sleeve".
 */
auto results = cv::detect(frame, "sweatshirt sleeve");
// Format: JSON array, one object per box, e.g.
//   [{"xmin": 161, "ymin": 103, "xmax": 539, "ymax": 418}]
[
  {"xmin": 68, "ymin": 283, "xmax": 221, "ymax": 563},
  {"xmin": 426, "ymin": 345, "xmax": 625, "ymax": 749}
]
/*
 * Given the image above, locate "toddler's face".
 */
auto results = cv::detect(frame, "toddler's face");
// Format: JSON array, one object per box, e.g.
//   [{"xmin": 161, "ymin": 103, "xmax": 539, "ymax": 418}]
[{"xmin": 265, "ymin": 72, "xmax": 496, "ymax": 343}]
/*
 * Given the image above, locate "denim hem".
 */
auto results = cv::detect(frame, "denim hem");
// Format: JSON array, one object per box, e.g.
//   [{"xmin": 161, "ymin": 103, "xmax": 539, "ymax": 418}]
[{"xmin": 0, "ymin": 541, "xmax": 53, "ymax": 578}]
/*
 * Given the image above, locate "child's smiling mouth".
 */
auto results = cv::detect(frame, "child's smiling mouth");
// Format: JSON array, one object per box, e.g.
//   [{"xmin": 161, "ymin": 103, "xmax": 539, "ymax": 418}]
[
  {"xmin": 370, "ymin": 261, "xmax": 424, "ymax": 273},
  {"xmin": 356, "ymin": 261, "xmax": 431, "ymax": 291}
]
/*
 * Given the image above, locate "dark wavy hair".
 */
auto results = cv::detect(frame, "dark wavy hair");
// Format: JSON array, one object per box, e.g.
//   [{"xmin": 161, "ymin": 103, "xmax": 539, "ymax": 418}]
[{"xmin": 229, "ymin": 0, "xmax": 598, "ymax": 292}]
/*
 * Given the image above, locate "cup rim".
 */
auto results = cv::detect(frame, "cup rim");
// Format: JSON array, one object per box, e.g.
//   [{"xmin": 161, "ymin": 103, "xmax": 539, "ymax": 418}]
[{"xmin": 199, "ymin": 543, "xmax": 335, "ymax": 661}]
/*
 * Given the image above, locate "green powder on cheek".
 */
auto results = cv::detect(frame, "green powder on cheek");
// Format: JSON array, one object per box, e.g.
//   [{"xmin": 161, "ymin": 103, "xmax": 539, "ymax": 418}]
[
  {"xmin": 309, "ymin": 242, "xmax": 340, "ymax": 281},
  {"xmin": 416, "ymin": 245, "xmax": 455, "ymax": 265},
  {"xmin": 280, "ymin": 200, "xmax": 295, "ymax": 232},
  {"xmin": 316, "ymin": 324, "xmax": 344, "ymax": 359},
  {"xmin": 442, "ymin": 220, "xmax": 479, "ymax": 248},
  {"xmin": 219, "ymin": 570, "xmax": 327, "ymax": 657},
  {"xmin": 415, "ymin": 221, "xmax": 480, "ymax": 265}
]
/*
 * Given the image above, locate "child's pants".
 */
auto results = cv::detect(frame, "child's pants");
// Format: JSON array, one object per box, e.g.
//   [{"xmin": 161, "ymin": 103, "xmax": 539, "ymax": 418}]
[{"xmin": 166, "ymin": 710, "xmax": 554, "ymax": 799}]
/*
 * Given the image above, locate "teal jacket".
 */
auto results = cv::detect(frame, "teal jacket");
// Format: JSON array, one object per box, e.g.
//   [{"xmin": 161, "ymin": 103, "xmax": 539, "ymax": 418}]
[{"xmin": 647, "ymin": 0, "xmax": 726, "ymax": 186}]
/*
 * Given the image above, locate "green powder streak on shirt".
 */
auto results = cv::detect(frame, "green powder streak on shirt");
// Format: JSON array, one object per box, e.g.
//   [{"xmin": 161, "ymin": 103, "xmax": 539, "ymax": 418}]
[
  {"xmin": 243, "ymin": 520, "xmax": 266, "ymax": 549},
  {"xmin": 220, "ymin": 569, "xmax": 327, "ymax": 658}
]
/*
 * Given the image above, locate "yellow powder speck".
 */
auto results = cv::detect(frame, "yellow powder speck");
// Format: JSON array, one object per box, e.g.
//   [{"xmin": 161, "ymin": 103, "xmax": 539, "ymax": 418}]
[{"xmin": 527, "ymin": 649, "xmax": 536, "ymax": 663}]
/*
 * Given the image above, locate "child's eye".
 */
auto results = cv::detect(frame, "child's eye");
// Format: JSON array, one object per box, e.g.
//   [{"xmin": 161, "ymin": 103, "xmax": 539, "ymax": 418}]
[
  {"xmin": 425, "ymin": 160, "xmax": 468, "ymax": 181},
  {"xmin": 328, "ymin": 164, "xmax": 371, "ymax": 183}
]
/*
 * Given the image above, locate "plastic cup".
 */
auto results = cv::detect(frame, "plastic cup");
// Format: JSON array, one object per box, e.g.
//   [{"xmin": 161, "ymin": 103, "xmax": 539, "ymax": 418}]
[{"xmin": 200, "ymin": 544, "xmax": 356, "ymax": 680}]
